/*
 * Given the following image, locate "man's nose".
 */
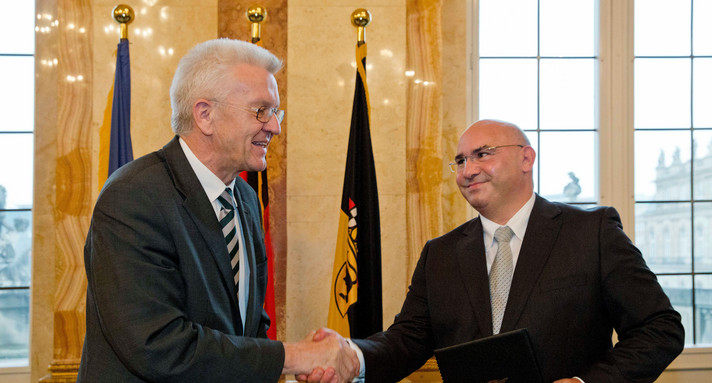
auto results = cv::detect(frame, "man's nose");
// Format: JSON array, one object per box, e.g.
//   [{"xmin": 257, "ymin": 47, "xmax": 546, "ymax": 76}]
[
  {"xmin": 461, "ymin": 158, "xmax": 480, "ymax": 177},
  {"xmin": 264, "ymin": 115, "xmax": 281, "ymax": 135}
]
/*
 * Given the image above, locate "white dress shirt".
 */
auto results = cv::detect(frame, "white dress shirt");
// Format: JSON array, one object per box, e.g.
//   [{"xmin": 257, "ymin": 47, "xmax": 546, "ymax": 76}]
[
  {"xmin": 179, "ymin": 138, "xmax": 249, "ymax": 333},
  {"xmin": 480, "ymin": 192, "xmax": 536, "ymax": 274}
]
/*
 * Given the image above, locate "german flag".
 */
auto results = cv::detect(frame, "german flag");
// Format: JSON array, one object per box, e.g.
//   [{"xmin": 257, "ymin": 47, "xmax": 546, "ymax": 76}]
[{"xmin": 327, "ymin": 41, "xmax": 382, "ymax": 338}]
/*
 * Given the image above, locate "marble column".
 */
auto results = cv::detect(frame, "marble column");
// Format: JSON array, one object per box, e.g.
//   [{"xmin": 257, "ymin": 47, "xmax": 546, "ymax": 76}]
[{"xmin": 34, "ymin": 0, "xmax": 93, "ymax": 380}]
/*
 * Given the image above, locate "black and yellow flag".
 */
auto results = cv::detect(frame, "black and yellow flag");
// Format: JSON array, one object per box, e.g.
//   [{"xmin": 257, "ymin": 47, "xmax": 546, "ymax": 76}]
[{"xmin": 328, "ymin": 41, "xmax": 382, "ymax": 338}]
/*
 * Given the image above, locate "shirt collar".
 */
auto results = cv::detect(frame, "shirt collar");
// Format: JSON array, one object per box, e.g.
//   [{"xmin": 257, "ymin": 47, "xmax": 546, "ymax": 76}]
[
  {"xmin": 480, "ymin": 192, "xmax": 536, "ymax": 247},
  {"xmin": 179, "ymin": 137, "xmax": 235, "ymax": 203}
]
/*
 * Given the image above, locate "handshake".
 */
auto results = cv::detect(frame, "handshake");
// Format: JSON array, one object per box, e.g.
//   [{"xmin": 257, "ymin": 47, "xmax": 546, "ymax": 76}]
[{"xmin": 282, "ymin": 328, "xmax": 360, "ymax": 383}]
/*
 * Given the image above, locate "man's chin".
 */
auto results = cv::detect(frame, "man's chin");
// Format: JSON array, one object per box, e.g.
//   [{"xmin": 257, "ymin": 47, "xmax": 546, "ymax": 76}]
[
  {"xmin": 247, "ymin": 159, "xmax": 267, "ymax": 172},
  {"xmin": 463, "ymin": 193, "xmax": 486, "ymax": 210}
]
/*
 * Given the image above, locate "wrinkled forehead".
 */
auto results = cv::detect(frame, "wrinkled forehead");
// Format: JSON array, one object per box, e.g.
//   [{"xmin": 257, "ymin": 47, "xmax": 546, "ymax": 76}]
[{"xmin": 230, "ymin": 64, "xmax": 280, "ymax": 105}]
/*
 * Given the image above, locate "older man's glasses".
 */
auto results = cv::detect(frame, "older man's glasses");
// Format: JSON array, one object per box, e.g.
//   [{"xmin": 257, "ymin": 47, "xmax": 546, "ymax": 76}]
[
  {"xmin": 212, "ymin": 100, "xmax": 285, "ymax": 124},
  {"xmin": 449, "ymin": 144, "xmax": 525, "ymax": 172}
]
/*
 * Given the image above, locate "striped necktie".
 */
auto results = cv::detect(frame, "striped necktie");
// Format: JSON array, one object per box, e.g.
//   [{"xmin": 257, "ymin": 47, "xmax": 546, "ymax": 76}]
[
  {"xmin": 490, "ymin": 225, "xmax": 514, "ymax": 335},
  {"xmin": 217, "ymin": 188, "xmax": 240, "ymax": 292}
]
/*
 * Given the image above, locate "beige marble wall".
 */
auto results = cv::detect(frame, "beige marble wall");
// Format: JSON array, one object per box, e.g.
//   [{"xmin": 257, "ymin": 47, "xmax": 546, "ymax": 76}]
[
  {"xmin": 32, "ymin": 1, "xmax": 61, "ymax": 381},
  {"xmin": 440, "ymin": 0, "xmax": 471, "ymax": 233},
  {"xmin": 404, "ymin": 0, "xmax": 444, "ymax": 277},
  {"xmin": 286, "ymin": 0, "xmax": 409, "ymax": 341}
]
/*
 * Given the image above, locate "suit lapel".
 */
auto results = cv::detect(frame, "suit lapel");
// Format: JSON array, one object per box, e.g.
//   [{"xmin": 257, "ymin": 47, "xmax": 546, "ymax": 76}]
[
  {"xmin": 500, "ymin": 196, "xmax": 562, "ymax": 332},
  {"xmin": 161, "ymin": 137, "xmax": 239, "ymax": 311},
  {"xmin": 454, "ymin": 217, "xmax": 495, "ymax": 337}
]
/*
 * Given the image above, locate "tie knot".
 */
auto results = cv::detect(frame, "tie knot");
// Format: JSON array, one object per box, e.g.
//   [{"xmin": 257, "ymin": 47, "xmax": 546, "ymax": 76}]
[
  {"xmin": 494, "ymin": 226, "xmax": 514, "ymax": 244},
  {"xmin": 217, "ymin": 188, "xmax": 235, "ymax": 211}
]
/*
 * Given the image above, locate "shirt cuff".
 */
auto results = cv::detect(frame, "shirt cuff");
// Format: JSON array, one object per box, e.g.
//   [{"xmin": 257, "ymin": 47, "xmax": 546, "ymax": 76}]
[
  {"xmin": 345, "ymin": 339, "xmax": 366, "ymax": 382},
  {"xmin": 573, "ymin": 377, "xmax": 585, "ymax": 383}
]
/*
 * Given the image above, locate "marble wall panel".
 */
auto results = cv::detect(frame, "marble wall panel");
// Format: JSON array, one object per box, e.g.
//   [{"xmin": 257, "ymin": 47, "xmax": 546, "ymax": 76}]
[
  {"xmin": 405, "ymin": 0, "xmax": 444, "ymax": 277},
  {"xmin": 32, "ymin": 0, "xmax": 60, "ymax": 381},
  {"xmin": 441, "ymin": 0, "xmax": 471, "ymax": 232},
  {"xmin": 286, "ymin": 0, "xmax": 408, "ymax": 341}
]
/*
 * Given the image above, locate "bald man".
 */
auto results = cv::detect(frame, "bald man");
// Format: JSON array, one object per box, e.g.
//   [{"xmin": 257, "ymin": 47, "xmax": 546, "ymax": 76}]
[{"xmin": 346, "ymin": 120, "xmax": 684, "ymax": 382}]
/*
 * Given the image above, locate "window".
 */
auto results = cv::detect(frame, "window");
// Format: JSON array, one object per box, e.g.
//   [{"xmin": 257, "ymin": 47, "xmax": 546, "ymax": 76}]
[
  {"xmin": 475, "ymin": 0, "xmax": 712, "ymax": 348},
  {"xmin": 634, "ymin": 0, "xmax": 712, "ymax": 346},
  {"xmin": 0, "ymin": 1, "xmax": 35, "ymax": 368},
  {"xmin": 478, "ymin": 0, "xmax": 598, "ymax": 207}
]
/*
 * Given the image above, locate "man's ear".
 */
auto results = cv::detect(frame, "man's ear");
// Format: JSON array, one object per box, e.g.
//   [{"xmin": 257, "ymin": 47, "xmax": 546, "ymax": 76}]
[
  {"xmin": 521, "ymin": 145, "xmax": 536, "ymax": 172},
  {"xmin": 193, "ymin": 99, "xmax": 215, "ymax": 136}
]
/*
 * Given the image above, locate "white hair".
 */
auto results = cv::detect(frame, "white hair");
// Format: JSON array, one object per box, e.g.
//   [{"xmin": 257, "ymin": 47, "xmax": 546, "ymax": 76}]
[{"xmin": 169, "ymin": 38, "xmax": 282, "ymax": 135}]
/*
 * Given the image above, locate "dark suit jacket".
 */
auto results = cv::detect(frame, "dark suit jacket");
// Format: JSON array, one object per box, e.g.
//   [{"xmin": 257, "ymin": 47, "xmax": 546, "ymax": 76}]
[
  {"xmin": 78, "ymin": 136, "xmax": 284, "ymax": 382},
  {"xmin": 354, "ymin": 196, "xmax": 684, "ymax": 382}
]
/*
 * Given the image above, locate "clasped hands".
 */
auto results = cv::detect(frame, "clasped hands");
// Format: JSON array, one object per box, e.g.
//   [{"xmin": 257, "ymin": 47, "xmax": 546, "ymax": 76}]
[{"xmin": 282, "ymin": 328, "xmax": 360, "ymax": 383}]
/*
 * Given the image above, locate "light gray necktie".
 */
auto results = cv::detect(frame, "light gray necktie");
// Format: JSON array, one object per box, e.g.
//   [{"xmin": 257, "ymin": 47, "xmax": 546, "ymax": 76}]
[{"xmin": 490, "ymin": 225, "xmax": 514, "ymax": 335}]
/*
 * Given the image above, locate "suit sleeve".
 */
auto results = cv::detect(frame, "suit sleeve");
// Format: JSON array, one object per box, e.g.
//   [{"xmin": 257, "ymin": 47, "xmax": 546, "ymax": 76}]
[
  {"xmin": 579, "ymin": 207, "xmax": 685, "ymax": 382},
  {"xmin": 85, "ymin": 180, "xmax": 284, "ymax": 382},
  {"xmin": 352, "ymin": 241, "xmax": 436, "ymax": 382}
]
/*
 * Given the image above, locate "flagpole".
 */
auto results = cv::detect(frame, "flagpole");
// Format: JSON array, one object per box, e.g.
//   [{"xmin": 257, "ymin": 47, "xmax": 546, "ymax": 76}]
[
  {"xmin": 351, "ymin": 8, "xmax": 371, "ymax": 44},
  {"xmin": 246, "ymin": 5, "xmax": 266, "ymax": 44},
  {"xmin": 112, "ymin": 4, "xmax": 134, "ymax": 40},
  {"xmin": 328, "ymin": 8, "xmax": 382, "ymax": 339},
  {"xmin": 99, "ymin": 4, "xmax": 135, "ymax": 189}
]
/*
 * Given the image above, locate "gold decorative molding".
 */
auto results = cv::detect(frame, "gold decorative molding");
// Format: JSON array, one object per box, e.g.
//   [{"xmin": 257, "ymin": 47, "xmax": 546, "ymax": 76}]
[{"xmin": 39, "ymin": 362, "xmax": 80, "ymax": 383}]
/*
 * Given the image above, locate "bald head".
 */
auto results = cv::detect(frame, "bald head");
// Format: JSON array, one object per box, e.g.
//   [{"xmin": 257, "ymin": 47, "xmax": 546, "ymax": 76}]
[
  {"xmin": 455, "ymin": 119, "xmax": 536, "ymax": 224},
  {"xmin": 461, "ymin": 119, "xmax": 531, "ymax": 146}
]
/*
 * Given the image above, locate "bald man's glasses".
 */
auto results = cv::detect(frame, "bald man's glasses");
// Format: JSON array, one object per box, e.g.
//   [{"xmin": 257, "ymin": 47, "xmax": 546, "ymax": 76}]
[
  {"xmin": 449, "ymin": 144, "xmax": 524, "ymax": 172},
  {"xmin": 212, "ymin": 100, "xmax": 284, "ymax": 124}
]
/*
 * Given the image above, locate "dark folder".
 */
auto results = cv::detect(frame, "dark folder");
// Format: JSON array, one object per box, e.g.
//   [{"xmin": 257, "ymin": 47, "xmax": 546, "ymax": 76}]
[{"xmin": 433, "ymin": 328, "xmax": 543, "ymax": 383}]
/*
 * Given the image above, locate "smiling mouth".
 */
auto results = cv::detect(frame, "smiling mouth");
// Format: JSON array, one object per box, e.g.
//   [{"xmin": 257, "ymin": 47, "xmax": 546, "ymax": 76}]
[
  {"xmin": 463, "ymin": 180, "xmax": 486, "ymax": 189},
  {"xmin": 252, "ymin": 135, "xmax": 271, "ymax": 148}
]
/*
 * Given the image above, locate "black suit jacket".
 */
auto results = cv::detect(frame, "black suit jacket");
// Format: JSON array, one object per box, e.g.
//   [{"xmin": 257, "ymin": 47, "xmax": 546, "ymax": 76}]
[
  {"xmin": 78, "ymin": 136, "xmax": 284, "ymax": 382},
  {"xmin": 354, "ymin": 196, "xmax": 684, "ymax": 382}
]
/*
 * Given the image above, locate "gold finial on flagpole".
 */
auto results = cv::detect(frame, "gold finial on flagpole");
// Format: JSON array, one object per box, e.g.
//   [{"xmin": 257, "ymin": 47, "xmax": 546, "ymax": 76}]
[
  {"xmin": 112, "ymin": 4, "xmax": 134, "ymax": 40},
  {"xmin": 246, "ymin": 5, "xmax": 267, "ymax": 43},
  {"xmin": 351, "ymin": 9, "xmax": 371, "ymax": 44}
]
